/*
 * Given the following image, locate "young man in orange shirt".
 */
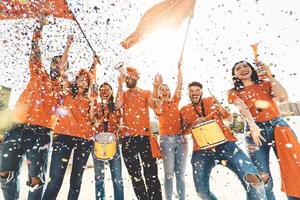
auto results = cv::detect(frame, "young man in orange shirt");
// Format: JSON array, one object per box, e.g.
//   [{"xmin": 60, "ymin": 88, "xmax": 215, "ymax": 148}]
[
  {"xmin": 180, "ymin": 81, "xmax": 266, "ymax": 200},
  {"xmin": 0, "ymin": 18, "xmax": 73, "ymax": 200},
  {"xmin": 116, "ymin": 67, "xmax": 162, "ymax": 200}
]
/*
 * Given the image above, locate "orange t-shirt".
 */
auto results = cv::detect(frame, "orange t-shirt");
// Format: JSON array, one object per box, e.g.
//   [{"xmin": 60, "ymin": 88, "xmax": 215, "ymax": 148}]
[
  {"xmin": 180, "ymin": 97, "xmax": 237, "ymax": 151},
  {"xmin": 93, "ymin": 101, "xmax": 121, "ymax": 138},
  {"xmin": 54, "ymin": 93, "xmax": 93, "ymax": 140},
  {"xmin": 13, "ymin": 59, "xmax": 61, "ymax": 129},
  {"xmin": 157, "ymin": 96, "xmax": 181, "ymax": 135},
  {"xmin": 122, "ymin": 89, "xmax": 151, "ymax": 136},
  {"xmin": 227, "ymin": 81, "xmax": 280, "ymax": 122}
]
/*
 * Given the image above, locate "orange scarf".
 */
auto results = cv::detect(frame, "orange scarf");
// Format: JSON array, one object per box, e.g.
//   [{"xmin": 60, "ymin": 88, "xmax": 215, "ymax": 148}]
[{"xmin": 274, "ymin": 126, "xmax": 300, "ymax": 198}]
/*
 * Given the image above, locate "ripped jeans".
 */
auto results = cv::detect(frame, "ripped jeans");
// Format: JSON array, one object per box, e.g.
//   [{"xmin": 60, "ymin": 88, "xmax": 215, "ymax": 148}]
[
  {"xmin": 192, "ymin": 141, "xmax": 266, "ymax": 200},
  {"xmin": 246, "ymin": 117, "xmax": 300, "ymax": 200},
  {"xmin": 0, "ymin": 124, "xmax": 51, "ymax": 200}
]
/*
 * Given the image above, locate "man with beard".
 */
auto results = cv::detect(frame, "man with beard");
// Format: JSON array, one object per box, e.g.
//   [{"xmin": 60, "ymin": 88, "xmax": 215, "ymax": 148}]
[
  {"xmin": 0, "ymin": 18, "xmax": 73, "ymax": 200},
  {"xmin": 180, "ymin": 81, "xmax": 267, "ymax": 200},
  {"xmin": 116, "ymin": 67, "xmax": 162, "ymax": 200}
]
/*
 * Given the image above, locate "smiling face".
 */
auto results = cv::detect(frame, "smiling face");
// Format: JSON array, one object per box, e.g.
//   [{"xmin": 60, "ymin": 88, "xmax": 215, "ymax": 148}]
[
  {"xmin": 234, "ymin": 62, "xmax": 253, "ymax": 81},
  {"xmin": 158, "ymin": 84, "xmax": 170, "ymax": 101},
  {"xmin": 188, "ymin": 85, "xmax": 203, "ymax": 104},
  {"xmin": 99, "ymin": 84, "xmax": 112, "ymax": 102}
]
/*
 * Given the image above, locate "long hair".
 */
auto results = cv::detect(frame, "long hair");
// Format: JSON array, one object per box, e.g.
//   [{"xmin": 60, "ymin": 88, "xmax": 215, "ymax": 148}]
[
  {"xmin": 232, "ymin": 61, "xmax": 261, "ymax": 91},
  {"xmin": 71, "ymin": 69, "xmax": 91, "ymax": 97},
  {"xmin": 99, "ymin": 82, "xmax": 115, "ymax": 112}
]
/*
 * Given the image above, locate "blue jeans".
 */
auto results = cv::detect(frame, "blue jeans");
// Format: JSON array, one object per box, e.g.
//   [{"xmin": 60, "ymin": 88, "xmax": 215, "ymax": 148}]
[
  {"xmin": 160, "ymin": 134, "xmax": 188, "ymax": 200},
  {"xmin": 192, "ymin": 141, "xmax": 266, "ymax": 200},
  {"xmin": 0, "ymin": 124, "xmax": 51, "ymax": 200},
  {"xmin": 92, "ymin": 144, "xmax": 124, "ymax": 200},
  {"xmin": 246, "ymin": 117, "xmax": 300, "ymax": 200},
  {"xmin": 42, "ymin": 134, "xmax": 92, "ymax": 200}
]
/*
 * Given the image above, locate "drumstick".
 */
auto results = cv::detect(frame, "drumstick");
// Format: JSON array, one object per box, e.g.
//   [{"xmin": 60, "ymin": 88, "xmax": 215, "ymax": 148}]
[
  {"xmin": 207, "ymin": 88, "xmax": 230, "ymax": 119},
  {"xmin": 204, "ymin": 110, "xmax": 217, "ymax": 121},
  {"xmin": 94, "ymin": 111, "xmax": 109, "ymax": 128},
  {"xmin": 208, "ymin": 88, "xmax": 221, "ymax": 105}
]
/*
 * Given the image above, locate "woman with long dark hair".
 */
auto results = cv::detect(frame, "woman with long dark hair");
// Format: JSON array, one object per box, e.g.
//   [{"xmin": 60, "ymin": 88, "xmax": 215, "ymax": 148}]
[
  {"xmin": 228, "ymin": 61, "xmax": 300, "ymax": 200},
  {"xmin": 90, "ymin": 82, "xmax": 124, "ymax": 200}
]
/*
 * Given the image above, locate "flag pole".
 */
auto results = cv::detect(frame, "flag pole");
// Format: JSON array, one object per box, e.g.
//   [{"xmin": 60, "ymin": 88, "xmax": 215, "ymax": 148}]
[
  {"xmin": 64, "ymin": 0, "xmax": 101, "ymax": 65},
  {"xmin": 178, "ymin": 1, "xmax": 196, "ymax": 68}
]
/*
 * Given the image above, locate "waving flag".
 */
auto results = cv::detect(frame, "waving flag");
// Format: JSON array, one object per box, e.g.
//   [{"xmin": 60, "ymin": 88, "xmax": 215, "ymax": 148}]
[
  {"xmin": 0, "ymin": 0, "xmax": 74, "ymax": 20},
  {"xmin": 121, "ymin": 0, "xmax": 196, "ymax": 49}
]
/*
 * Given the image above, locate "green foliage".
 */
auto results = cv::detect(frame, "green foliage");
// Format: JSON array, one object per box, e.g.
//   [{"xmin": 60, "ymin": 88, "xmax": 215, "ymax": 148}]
[{"xmin": 229, "ymin": 113, "xmax": 245, "ymax": 134}]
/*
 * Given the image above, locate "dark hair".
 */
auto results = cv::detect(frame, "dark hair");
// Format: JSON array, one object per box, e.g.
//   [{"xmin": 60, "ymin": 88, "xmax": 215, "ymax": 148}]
[
  {"xmin": 232, "ymin": 61, "xmax": 261, "ymax": 91},
  {"xmin": 71, "ymin": 69, "xmax": 91, "ymax": 97},
  {"xmin": 51, "ymin": 55, "xmax": 62, "ymax": 67},
  {"xmin": 51, "ymin": 55, "xmax": 69, "ymax": 70},
  {"xmin": 188, "ymin": 81, "xmax": 203, "ymax": 89},
  {"xmin": 99, "ymin": 82, "xmax": 115, "ymax": 112}
]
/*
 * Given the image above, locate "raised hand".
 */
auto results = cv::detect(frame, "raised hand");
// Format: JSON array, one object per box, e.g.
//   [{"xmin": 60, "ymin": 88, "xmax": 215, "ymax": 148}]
[
  {"xmin": 153, "ymin": 73, "xmax": 163, "ymax": 88},
  {"xmin": 93, "ymin": 53, "xmax": 101, "ymax": 66},
  {"xmin": 118, "ymin": 74, "xmax": 126, "ymax": 86},
  {"xmin": 258, "ymin": 64, "xmax": 272, "ymax": 79},
  {"xmin": 67, "ymin": 35, "xmax": 74, "ymax": 46},
  {"xmin": 36, "ymin": 16, "xmax": 50, "ymax": 27}
]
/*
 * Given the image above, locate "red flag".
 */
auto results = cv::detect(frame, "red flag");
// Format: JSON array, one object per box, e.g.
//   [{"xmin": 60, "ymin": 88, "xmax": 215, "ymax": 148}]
[
  {"xmin": 121, "ymin": 0, "xmax": 196, "ymax": 49},
  {"xmin": 0, "ymin": 0, "xmax": 74, "ymax": 20}
]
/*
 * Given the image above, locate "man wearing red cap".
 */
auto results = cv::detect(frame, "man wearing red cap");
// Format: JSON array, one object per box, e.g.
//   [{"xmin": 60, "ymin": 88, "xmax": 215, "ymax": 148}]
[{"xmin": 116, "ymin": 67, "xmax": 162, "ymax": 200}]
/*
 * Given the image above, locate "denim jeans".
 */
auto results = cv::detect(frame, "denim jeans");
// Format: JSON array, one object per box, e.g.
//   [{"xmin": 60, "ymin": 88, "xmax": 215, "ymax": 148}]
[
  {"xmin": 160, "ymin": 134, "xmax": 188, "ymax": 200},
  {"xmin": 192, "ymin": 141, "xmax": 266, "ymax": 200},
  {"xmin": 0, "ymin": 124, "xmax": 51, "ymax": 200},
  {"xmin": 92, "ymin": 144, "xmax": 124, "ymax": 200},
  {"xmin": 122, "ymin": 135, "xmax": 162, "ymax": 200},
  {"xmin": 246, "ymin": 117, "xmax": 300, "ymax": 200},
  {"xmin": 42, "ymin": 134, "xmax": 92, "ymax": 200}
]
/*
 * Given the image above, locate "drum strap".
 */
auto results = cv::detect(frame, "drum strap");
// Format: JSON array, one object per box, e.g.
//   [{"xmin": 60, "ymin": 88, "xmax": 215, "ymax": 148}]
[
  {"xmin": 101, "ymin": 103, "xmax": 110, "ymax": 132},
  {"xmin": 192, "ymin": 100, "xmax": 206, "ymax": 117}
]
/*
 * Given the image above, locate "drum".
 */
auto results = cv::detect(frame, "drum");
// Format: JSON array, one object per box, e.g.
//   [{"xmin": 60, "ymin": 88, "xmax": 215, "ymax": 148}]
[
  {"xmin": 192, "ymin": 120, "xmax": 227, "ymax": 150},
  {"xmin": 94, "ymin": 132, "xmax": 117, "ymax": 160}
]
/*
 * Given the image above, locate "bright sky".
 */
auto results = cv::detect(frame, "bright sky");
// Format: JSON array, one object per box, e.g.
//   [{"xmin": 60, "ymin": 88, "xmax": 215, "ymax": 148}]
[{"xmin": 0, "ymin": 0, "xmax": 300, "ymax": 108}]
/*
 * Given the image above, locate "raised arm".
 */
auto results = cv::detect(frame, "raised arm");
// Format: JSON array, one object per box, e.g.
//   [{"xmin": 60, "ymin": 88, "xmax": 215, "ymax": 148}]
[
  {"xmin": 29, "ymin": 18, "xmax": 48, "ymax": 76},
  {"xmin": 90, "ymin": 53, "xmax": 100, "ymax": 81},
  {"xmin": 88, "ymin": 54, "xmax": 100, "ymax": 99},
  {"xmin": 153, "ymin": 73, "xmax": 162, "ymax": 99},
  {"xmin": 152, "ymin": 73, "xmax": 163, "ymax": 114},
  {"xmin": 115, "ymin": 74, "xmax": 126, "ymax": 109},
  {"xmin": 57, "ymin": 35, "xmax": 74, "ymax": 73},
  {"xmin": 174, "ymin": 62, "xmax": 183, "ymax": 99},
  {"xmin": 89, "ymin": 97, "xmax": 97, "ymax": 122},
  {"xmin": 260, "ymin": 65, "xmax": 288, "ymax": 102}
]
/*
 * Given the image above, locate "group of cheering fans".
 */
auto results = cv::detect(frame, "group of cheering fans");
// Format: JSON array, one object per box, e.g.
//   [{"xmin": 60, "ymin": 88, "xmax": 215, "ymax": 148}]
[{"xmin": 0, "ymin": 18, "xmax": 299, "ymax": 200}]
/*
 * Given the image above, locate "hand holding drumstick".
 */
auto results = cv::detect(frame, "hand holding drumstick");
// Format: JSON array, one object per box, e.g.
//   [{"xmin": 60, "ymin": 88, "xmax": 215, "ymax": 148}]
[{"xmin": 93, "ymin": 111, "xmax": 109, "ymax": 128}]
